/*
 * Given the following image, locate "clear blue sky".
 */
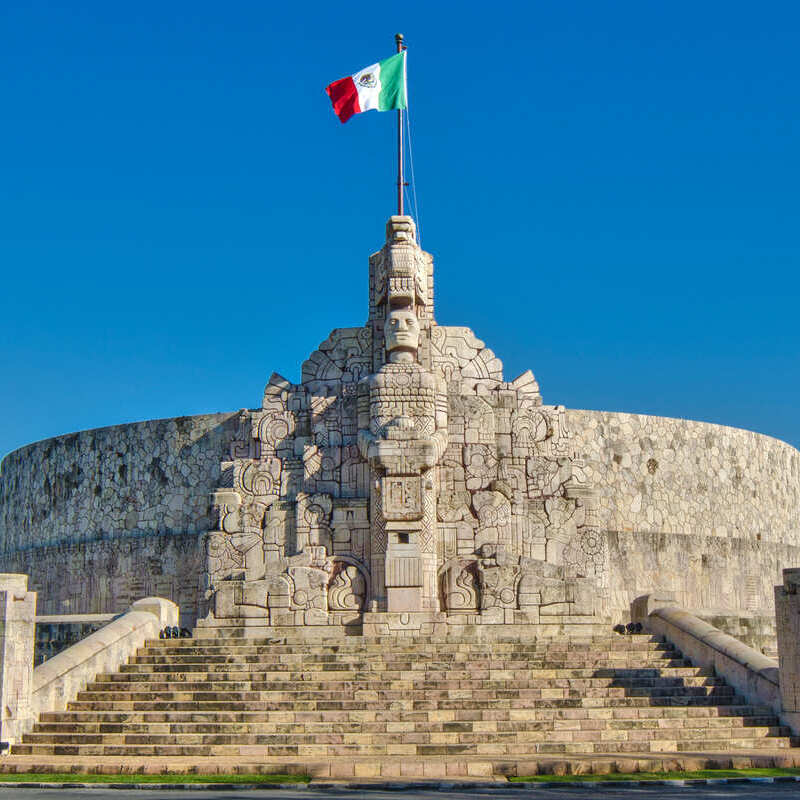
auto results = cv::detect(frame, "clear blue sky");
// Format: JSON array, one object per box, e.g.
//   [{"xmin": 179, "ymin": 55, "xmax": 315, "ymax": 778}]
[{"xmin": 1, "ymin": 0, "xmax": 799, "ymax": 461}]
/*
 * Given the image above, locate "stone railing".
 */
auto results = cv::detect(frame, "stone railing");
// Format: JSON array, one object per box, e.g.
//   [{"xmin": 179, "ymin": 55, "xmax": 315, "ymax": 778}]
[
  {"xmin": 692, "ymin": 611, "xmax": 777, "ymax": 658},
  {"xmin": 632, "ymin": 593, "xmax": 792, "ymax": 731},
  {"xmin": 35, "ymin": 613, "xmax": 116, "ymax": 665},
  {"xmin": 31, "ymin": 597, "xmax": 178, "ymax": 720},
  {"xmin": 0, "ymin": 573, "xmax": 178, "ymax": 745}
]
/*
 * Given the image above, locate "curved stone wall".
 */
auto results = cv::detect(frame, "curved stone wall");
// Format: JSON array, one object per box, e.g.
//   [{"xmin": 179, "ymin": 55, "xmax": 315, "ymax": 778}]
[
  {"xmin": 567, "ymin": 409, "xmax": 800, "ymax": 618},
  {"xmin": 0, "ymin": 413, "xmax": 238, "ymax": 625},
  {"xmin": 2, "ymin": 407, "xmax": 798, "ymax": 627}
]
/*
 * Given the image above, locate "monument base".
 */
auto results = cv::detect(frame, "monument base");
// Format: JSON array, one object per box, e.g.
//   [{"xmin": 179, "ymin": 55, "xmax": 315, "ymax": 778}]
[{"xmin": 194, "ymin": 609, "xmax": 611, "ymax": 641}]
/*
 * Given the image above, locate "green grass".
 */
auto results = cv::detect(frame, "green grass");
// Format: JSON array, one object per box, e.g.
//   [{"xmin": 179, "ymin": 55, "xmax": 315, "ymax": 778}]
[
  {"xmin": 0, "ymin": 773, "xmax": 310, "ymax": 784},
  {"xmin": 510, "ymin": 768, "xmax": 800, "ymax": 783}
]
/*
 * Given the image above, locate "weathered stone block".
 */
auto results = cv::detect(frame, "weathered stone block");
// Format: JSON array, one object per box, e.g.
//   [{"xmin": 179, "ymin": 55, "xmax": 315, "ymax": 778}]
[{"xmin": 776, "ymin": 568, "xmax": 800, "ymax": 719}]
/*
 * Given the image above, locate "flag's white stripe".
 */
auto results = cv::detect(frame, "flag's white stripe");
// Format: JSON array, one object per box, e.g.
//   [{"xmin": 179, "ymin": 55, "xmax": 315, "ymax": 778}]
[{"xmin": 352, "ymin": 61, "xmax": 382, "ymax": 113}]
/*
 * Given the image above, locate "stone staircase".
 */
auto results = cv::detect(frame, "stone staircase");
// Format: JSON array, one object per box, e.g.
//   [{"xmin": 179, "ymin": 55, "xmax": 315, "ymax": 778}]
[{"xmin": 11, "ymin": 633, "xmax": 797, "ymax": 760}]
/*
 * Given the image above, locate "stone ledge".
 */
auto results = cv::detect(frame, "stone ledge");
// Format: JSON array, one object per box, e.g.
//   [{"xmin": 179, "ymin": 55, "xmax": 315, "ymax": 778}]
[{"xmin": 2, "ymin": 750, "xmax": 800, "ymax": 778}]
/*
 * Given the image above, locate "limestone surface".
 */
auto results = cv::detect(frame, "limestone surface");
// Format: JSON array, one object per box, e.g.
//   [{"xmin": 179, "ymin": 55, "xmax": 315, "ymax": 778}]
[{"xmin": 0, "ymin": 414, "xmax": 238, "ymax": 626}]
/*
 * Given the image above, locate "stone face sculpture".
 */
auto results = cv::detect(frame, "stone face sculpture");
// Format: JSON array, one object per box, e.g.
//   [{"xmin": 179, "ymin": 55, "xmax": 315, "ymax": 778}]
[{"xmin": 200, "ymin": 216, "xmax": 608, "ymax": 633}]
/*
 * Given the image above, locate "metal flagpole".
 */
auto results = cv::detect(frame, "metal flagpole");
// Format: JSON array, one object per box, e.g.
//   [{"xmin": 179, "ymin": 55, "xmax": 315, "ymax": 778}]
[{"xmin": 395, "ymin": 32, "xmax": 405, "ymax": 216}]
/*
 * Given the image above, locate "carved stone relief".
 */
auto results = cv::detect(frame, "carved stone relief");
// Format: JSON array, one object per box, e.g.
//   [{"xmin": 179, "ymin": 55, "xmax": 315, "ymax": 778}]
[
  {"xmin": 439, "ymin": 559, "xmax": 480, "ymax": 614},
  {"xmin": 200, "ymin": 216, "xmax": 608, "ymax": 629}
]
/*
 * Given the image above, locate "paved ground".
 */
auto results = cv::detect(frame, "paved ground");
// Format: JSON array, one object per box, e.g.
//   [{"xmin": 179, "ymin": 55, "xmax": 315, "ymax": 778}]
[{"xmin": 1, "ymin": 782, "xmax": 800, "ymax": 800}]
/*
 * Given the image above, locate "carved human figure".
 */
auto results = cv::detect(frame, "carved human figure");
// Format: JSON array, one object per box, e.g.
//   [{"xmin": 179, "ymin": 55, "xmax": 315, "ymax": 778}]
[
  {"xmin": 357, "ymin": 308, "xmax": 448, "ymax": 612},
  {"xmin": 358, "ymin": 310, "xmax": 447, "ymax": 469}
]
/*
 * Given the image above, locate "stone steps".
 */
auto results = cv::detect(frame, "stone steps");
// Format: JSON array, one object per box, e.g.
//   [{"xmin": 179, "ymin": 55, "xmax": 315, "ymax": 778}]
[
  {"xmin": 114, "ymin": 661, "xmax": 703, "ymax": 673},
  {"xmin": 131, "ymin": 640, "xmax": 676, "ymax": 653},
  {"xmin": 140, "ymin": 641, "xmax": 673, "ymax": 656},
  {"xmin": 63, "ymin": 696, "xmax": 756, "ymax": 713},
  {"xmin": 146, "ymin": 634, "xmax": 666, "ymax": 644},
  {"xmin": 122, "ymin": 659, "xmax": 698, "ymax": 680},
  {"xmin": 12, "ymin": 633, "xmax": 798, "ymax": 761},
  {"xmin": 27, "ymin": 737, "xmax": 796, "ymax": 752},
  {"xmin": 69, "ymin": 687, "xmax": 734, "ymax": 710},
  {"xmin": 89, "ymin": 666, "xmax": 720, "ymax": 681},
  {"xmin": 113, "ymin": 667, "xmax": 695, "ymax": 677},
  {"xmin": 4, "ymin": 753, "xmax": 800, "ymax": 780},
  {"xmin": 31, "ymin": 716, "xmax": 784, "ymax": 735},
  {"xmin": 72, "ymin": 688, "xmax": 740, "ymax": 705},
  {"xmin": 131, "ymin": 652, "xmax": 677, "ymax": 662},
  {"xmin": 11, "ymin": 736, "xmax": 796, "ymax": 758},
  {"xmin": 38, "ymin": 704, "xmax": 777, "ymax": 723},
  {"xmin": 84, "ymin": 678, "xmax": 726, "ymax": 693},
  {"xmin": 130, "ymin": 642, "xmax": 675, "ymax": 654}
]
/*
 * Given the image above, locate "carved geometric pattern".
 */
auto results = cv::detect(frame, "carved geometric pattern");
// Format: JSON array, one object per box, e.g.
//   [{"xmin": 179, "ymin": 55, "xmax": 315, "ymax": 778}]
[
  {"xmin": 252, "ymin": 410, "xmax": 295, "ymax": 451},
  {"xmin": 237, "ymin": 458, "xmax": 281, "ymax": 498},
  {"xmin": 440, "ymin": 559, "xmax": 480, "ymax": 613},
  {"xmin": 328, "ymin": 562, "xmax": 367, "ymax": 611},
  {"xmin": 563, "ymin": 526, "xmax": 608, "ymax": 587}
]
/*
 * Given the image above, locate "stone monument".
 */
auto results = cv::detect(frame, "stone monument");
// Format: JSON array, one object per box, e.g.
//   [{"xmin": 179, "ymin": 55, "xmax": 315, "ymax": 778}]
[
  {"xmin": 200, "ymin": 217, "xmax": 607, "ymax": 636},
  {"xmin": 2, "ymin": 213, "xmax": 800, "ymax": 632}
]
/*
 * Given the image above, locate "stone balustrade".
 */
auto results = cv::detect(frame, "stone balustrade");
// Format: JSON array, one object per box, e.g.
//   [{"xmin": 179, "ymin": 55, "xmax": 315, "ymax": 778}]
[
  {"xmin": 0, "ymin": 573, "xmax": 177, "ymax": 744},
  {"xmin": 633, "ymin": 595, "xmax": 782, "ymax": 714},
  {"xmin": 32, "ymin": 596, "xmax": 178, "ymax": 720},
  {"xmin": 634, "ymin": 591, "xmax": 800, "ymax": 735},
  {"xmin": 34, "ymin": 613, "xmax": 116, "ymax": 665}
]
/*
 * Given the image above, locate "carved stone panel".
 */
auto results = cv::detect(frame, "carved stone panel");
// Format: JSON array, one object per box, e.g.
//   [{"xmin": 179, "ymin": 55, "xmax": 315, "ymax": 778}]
[
  {"xmin": 382, "ymin": 476, "xmax": 423, "ymax": 521},
  {"xmin": 440, "ymin": 559, "xmax": 480, "ymax": 614},
  {"xmin": 328, "ymin": 562, "xmax": 367, "ymax": 611},
  {"xmin": 385, "ymin": 556, "xmax": 423, "ymax": 587}
]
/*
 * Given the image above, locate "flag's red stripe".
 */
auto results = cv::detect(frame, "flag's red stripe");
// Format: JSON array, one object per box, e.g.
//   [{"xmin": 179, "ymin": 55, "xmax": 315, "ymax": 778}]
[{"xmin": 325, "ymin": 76, "xmax": 360, "ymax": 123}]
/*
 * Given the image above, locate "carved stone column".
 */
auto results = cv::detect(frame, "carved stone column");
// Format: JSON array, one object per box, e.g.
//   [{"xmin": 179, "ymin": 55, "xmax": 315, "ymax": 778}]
[{"xmin": 361, "ymin": 360, "xmax": 445, "ymax": 613}]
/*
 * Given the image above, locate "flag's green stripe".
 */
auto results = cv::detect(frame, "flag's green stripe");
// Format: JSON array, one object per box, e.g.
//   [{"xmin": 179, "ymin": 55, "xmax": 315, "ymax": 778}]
[{"xmin": 377, "ymin": 52, "xmax": 406, "ymax": 111}]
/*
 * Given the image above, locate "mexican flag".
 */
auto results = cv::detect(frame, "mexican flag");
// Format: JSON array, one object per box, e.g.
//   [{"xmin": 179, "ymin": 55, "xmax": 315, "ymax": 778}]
[{"xmin": 325, "ymin": 51, "xmax": 406, "ymax": 124}]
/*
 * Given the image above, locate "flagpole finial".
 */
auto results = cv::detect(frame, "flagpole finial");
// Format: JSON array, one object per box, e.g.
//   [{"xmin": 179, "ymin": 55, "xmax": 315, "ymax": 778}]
[{"xmin": 395, "ymin": 33, "xmax": 404, "ymax": 46}]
